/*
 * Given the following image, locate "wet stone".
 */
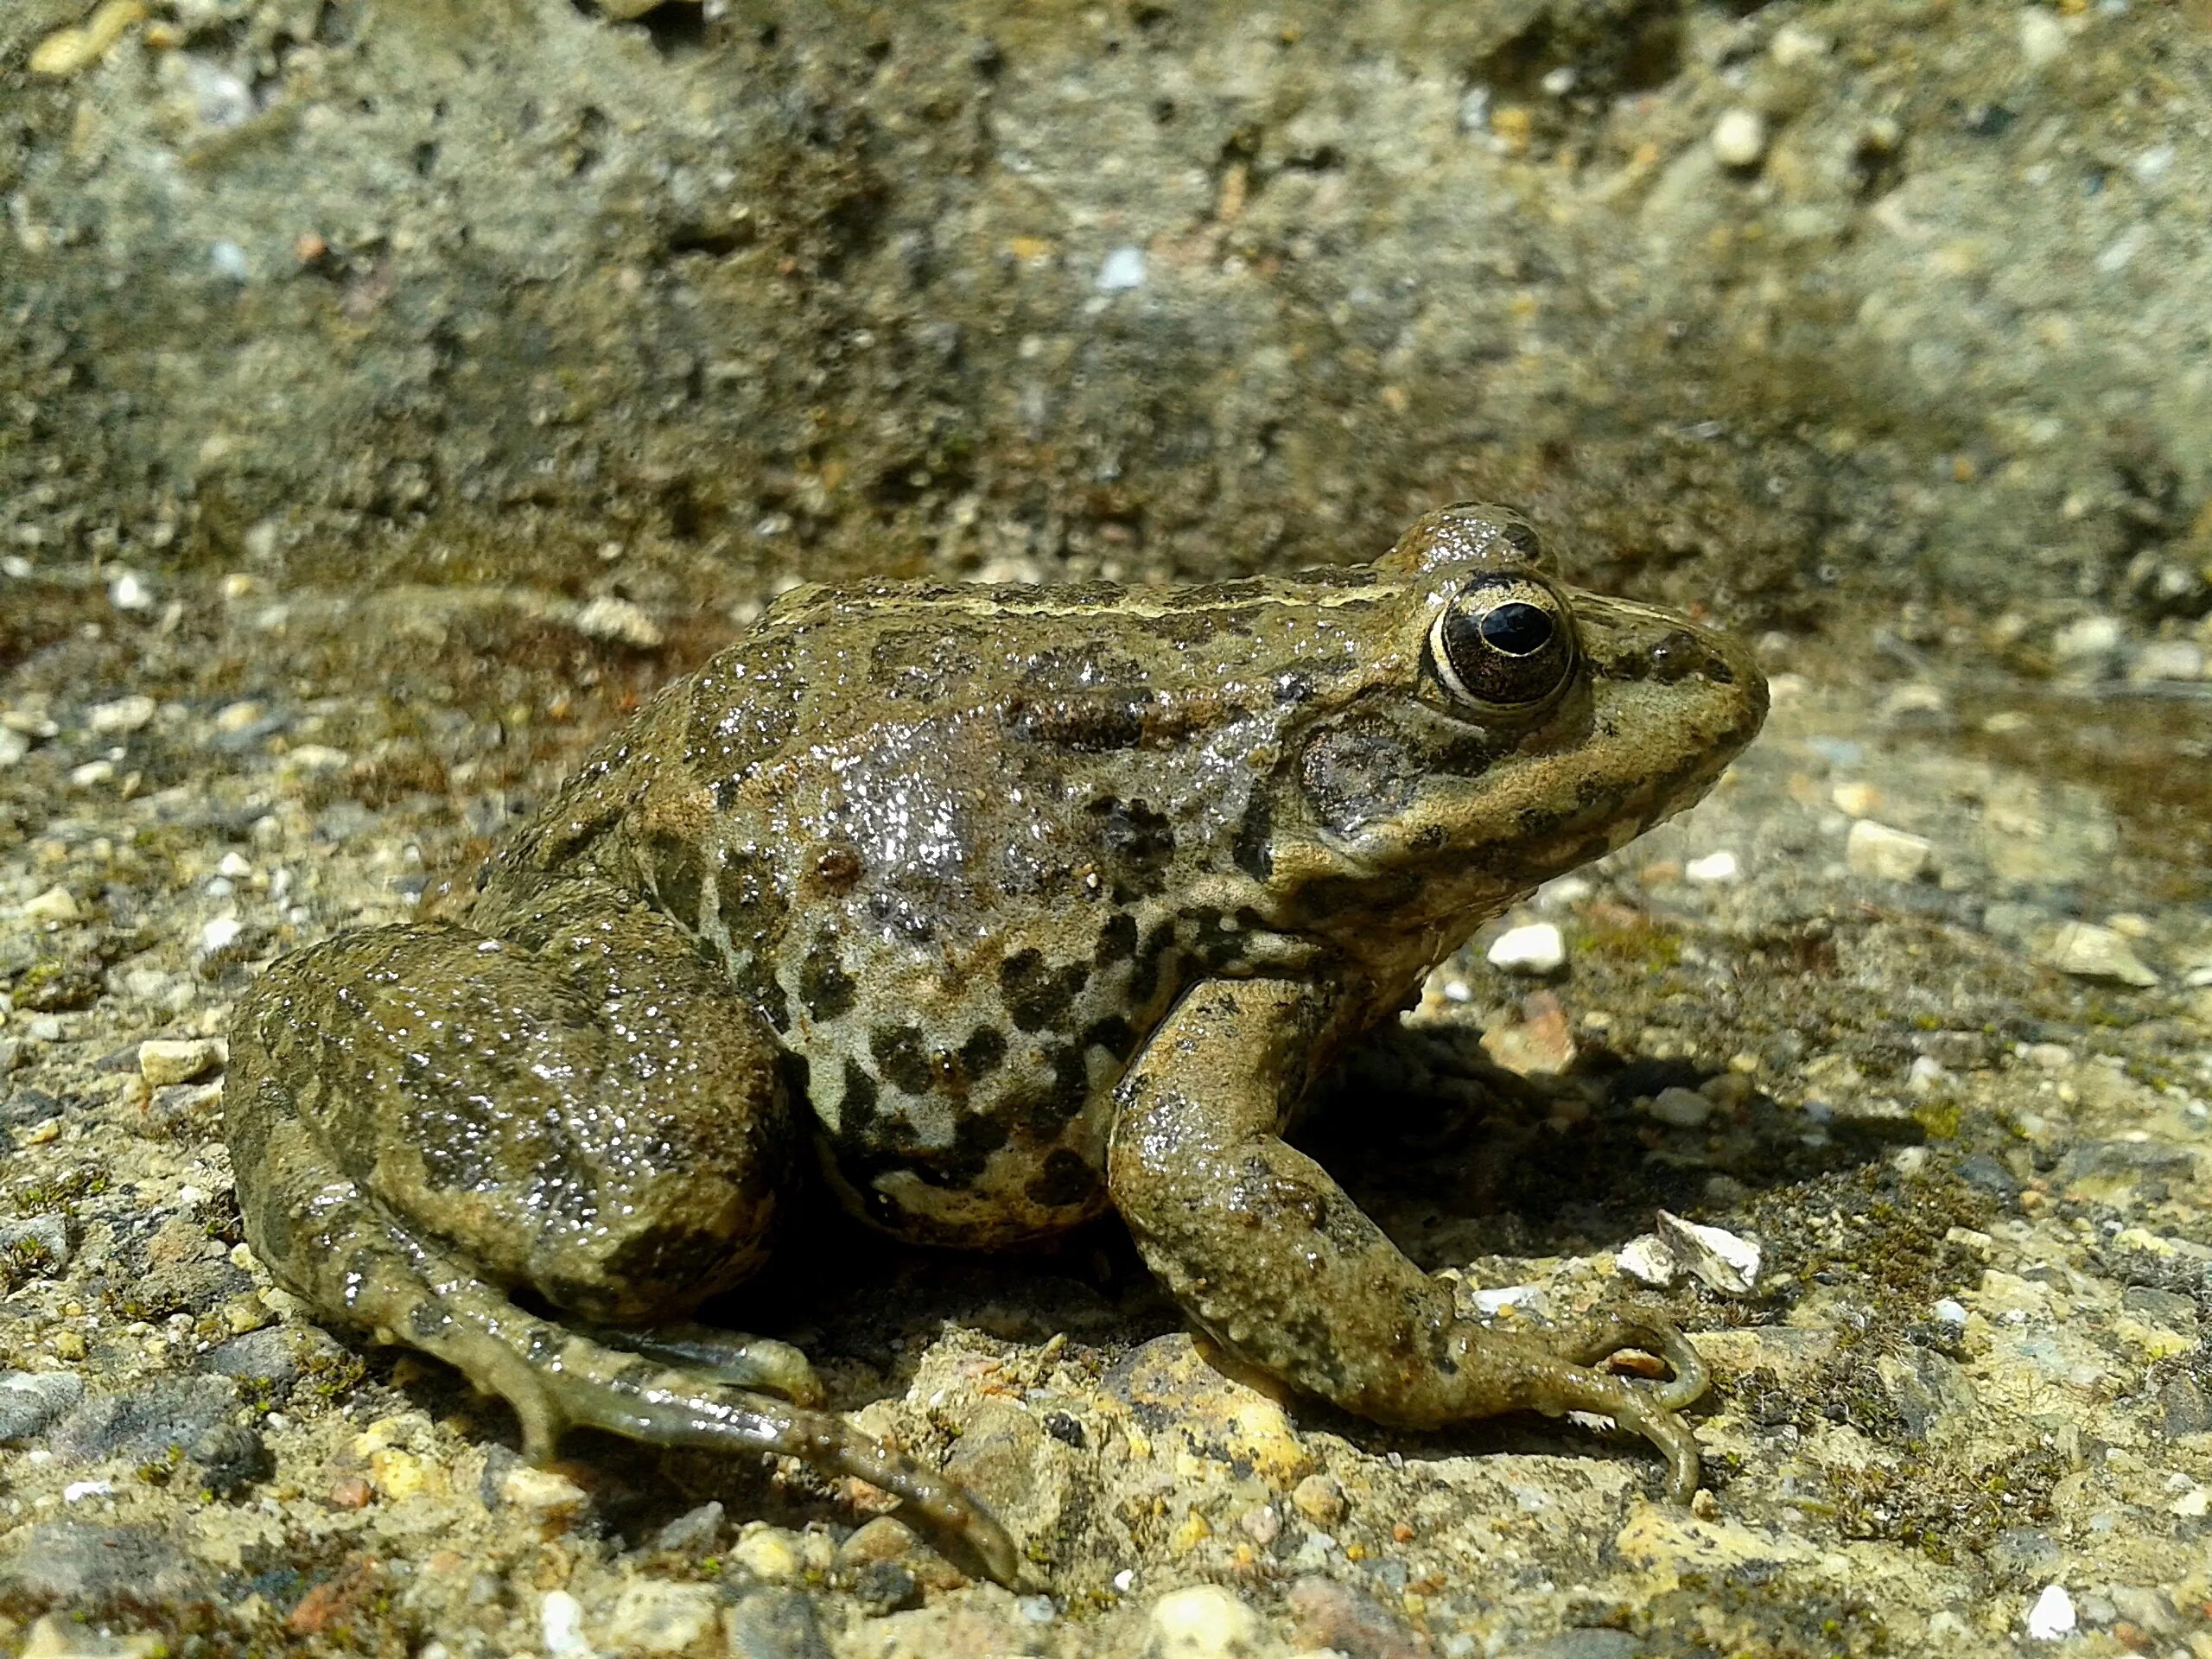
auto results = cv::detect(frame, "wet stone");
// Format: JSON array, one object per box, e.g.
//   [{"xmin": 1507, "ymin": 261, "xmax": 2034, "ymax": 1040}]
[
  {"xmin": 2158, "ymin": 1375, "xmax": 2210, "ymax": 1438},
  {"xmin": 47, "ymin": 1373, "xmax": 238, "ymax": 1466},
  {"xmin": 0, "ymin": 1522, "xmax": 210, "ymax": 1616},
  {"xmin": 196, "ymin": 1321, "xmax": 351, "ymax": 1400},
  {"xmin": 1286, "ymin": 1574, "xmax": 1427, "ymax": 1659},
  {"xmin": 724, "ymin": 1586, "xmax": 833, "ymax": 1659},
  {"xmin": 0, "ymin": 1370, "xmax": 86, "ymax": 1442}
]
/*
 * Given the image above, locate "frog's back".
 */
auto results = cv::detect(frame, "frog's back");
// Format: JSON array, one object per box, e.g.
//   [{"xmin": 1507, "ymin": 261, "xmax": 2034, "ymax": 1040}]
[{"xmin": 480, "ymin": 571, "xmax": 1383, "ymax": 1246}]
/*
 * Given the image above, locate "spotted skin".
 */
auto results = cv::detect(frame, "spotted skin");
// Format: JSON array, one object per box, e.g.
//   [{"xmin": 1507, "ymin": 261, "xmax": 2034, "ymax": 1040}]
[{"xmin": 226, "ymin": 504, "xmax": 1767, "ymax": 1584}]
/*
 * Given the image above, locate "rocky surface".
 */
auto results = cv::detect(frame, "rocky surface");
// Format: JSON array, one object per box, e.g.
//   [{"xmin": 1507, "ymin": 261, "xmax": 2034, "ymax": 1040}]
[{"xmin": 3, "ymin": 1, "xmax": 2212, "ymax": 1656}]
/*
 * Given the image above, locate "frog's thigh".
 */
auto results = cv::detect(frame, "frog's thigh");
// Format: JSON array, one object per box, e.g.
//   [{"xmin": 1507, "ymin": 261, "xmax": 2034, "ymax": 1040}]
[
  {"xmin": 1106, "ymin": 977, "xmax": 1704, "ymax": 1498},
  {"xmin": 236, "ymin": 887, "xmax": 797, "ymax": 1325}
]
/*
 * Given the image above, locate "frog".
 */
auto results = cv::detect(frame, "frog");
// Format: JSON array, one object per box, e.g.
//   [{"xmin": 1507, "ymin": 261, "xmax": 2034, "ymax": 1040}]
[{"xmin": 226, "ymin": 504, "xmax": 1767, "ymax": 1584}]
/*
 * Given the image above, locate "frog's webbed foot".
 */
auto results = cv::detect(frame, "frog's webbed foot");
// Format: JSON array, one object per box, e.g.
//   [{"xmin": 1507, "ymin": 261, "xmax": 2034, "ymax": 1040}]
[
  {"xmin": 348, "ymin": 1211, "xmax": 1020, "ymax": 1584},
  {"xmin": 1525, "ymin": 1313, "xmax": 1708, "ymax": 1503},
  {"xmin": 573, "ymin": 1320, "xmax": 825, "ymax": 1407}
]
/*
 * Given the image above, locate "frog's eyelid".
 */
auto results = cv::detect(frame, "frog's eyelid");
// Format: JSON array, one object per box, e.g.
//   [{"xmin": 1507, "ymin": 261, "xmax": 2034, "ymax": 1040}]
[{"xmin": 1425, "ymin": 608, "xmax": 1484, "ymax": 707}]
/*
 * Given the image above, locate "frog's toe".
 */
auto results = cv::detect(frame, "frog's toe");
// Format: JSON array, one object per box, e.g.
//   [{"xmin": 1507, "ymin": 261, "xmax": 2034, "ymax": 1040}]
[
  {"xmin": 1562, "ymin": 1312, "xmax": 1709, "ymax": 1414},
  {"xmin": 582, "ymin": 1322, "xmax": 825, "ymax": 1406}
]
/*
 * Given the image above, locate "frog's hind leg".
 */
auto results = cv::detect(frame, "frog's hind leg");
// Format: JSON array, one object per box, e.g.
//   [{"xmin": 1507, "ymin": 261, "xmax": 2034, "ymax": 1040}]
[
  {"xmin": 226, "ymin": 890, "xmax": 1019, "ymax": 1585},
  {"xmin": 238, "ymin": 1158, "xmax": 1017, "ymax": 1582}
]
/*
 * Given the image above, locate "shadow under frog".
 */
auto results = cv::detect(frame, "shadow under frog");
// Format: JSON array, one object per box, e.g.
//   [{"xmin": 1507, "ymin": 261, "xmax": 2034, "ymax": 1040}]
[{"xmin": 226, "ymin": 505, "xmax": 1769, "ymax": 1583}]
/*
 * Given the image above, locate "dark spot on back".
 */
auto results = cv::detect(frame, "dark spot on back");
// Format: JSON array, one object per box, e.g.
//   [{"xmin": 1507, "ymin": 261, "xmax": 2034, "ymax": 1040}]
[
  {"xmin": 999, "ymin": 948, "xmax": 1090, "ymax": 1033},
  {"xmin": 407, "ymin": 1300, "xmax": 452, "ymax": 1341},
  {"xmin": 799, "ymin": 938, "xmax": 856, "ymax": 1020},
  {"xmin": 1090, "ymin": 797, "xmax": 1176, "ymax": 897},
  {"xmin": 958, "ymin": 1025, "xmax": 1007, "ymax": 1079},
  {"xmin": 1007, "ymin": 693, "xmax": 1147, "ymax": 753},
  {"xmin": 840, "ymin": 1058, "xmax": 880, "ymax": 1126},
  {"xmin": 1232, "ymin": 792, "xmax": 1274, "ymax": 880},
  {"xmin": 868, "ymin": 626, "xmax": 982, "ymax": 701},
  {"xmin": 1025, "ymin": 1148, "xmax": 1103, "ymax": 1210},
  {"xmin": 1094, "ymin": 912, "xmax": 1139, "ymax": 965},
  {"xmin": 1127, "ymin": 920, "xmax": 1178, "ymax": 1003},
  {"xmin": 870, "ymin": 1025, "xmax": 936, "ymax": 1096},
  {"xmin": 1082, "ymin": 1014, "xmax": 1139, "ymax": 1061},
  {"xmin": 646, "ymin": 830, "xmax": 705, "ymax": 931}
]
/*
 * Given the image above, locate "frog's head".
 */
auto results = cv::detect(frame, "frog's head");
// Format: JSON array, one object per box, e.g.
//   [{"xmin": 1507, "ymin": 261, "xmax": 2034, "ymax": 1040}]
[{"xmin": 1263, "ymin": 503, "xmax": 1768, "ymax": 977}]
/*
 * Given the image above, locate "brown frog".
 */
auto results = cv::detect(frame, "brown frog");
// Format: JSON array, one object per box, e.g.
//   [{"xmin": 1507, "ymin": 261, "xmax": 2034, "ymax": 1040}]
[{"xmin": 226, "ymin": 505, "xmax": 1768, "ymax": 1582}]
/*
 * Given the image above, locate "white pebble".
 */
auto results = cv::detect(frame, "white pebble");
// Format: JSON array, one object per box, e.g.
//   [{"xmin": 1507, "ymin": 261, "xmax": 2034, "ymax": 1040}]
[
  {"xmin": 209, "ymin": 240, "xmax": 250, "ymax": 282},
  {"xmin": 88, "ymin": 695, "xmax": 156, "ymax": 734},
  {"xmin": 199, "ymin": 917, "xmax": 244, "ymax": 956},
  {"xmin": 1657, "ymin": 1210, "xmax": 1762, "ymax": 1295},
  {"xmin": 1488, "ymin": 922, "xmax": 1566, "ymax": 975},
  {"xmin": 1618, "ymin": 1234, "xmax": 1677, "ymax": 1288},
  {"xmin": 0, "ymin": 728, "xmax": 27, "ymax": 767},
  {"xmin": 63, "ymin": 1480, "xmax": 114, "ymax": 1503},
  {"xmin": 540, "ymin": 1590, "xmax": 591, "ymax": 1657},
  {"xmin": 1146, "ymin": 1586, "xmax": 1260, "ymax": 1659},
  {"xmin": 2024, "ymin": 1583, "xmax": 2075, "ymax": 1640},
  {"xmin": 2051, "ymin": 612, "xmax": 2120, "ymax": 664},
  {"xmin": 139, "ymin": 1037, "xmax": 226, "ymax": 1086},
  {"xmin": 1770, "ymin": 23, "xmax": 1829, "ymax": 65},
  {"xmin": 22, "ymin": 886, "xmax": 80, "ymax": 925},
  {"xmin": 68, "ymin": 759, "xmax": 117, "ymax": 787},
  {"xmin": 1684, "ymin": 850, "xmax": 1738, "ymax": 884},
  {"xmin": 2037, "ymin": 921, "xmax": 2158, "ymax": 988},
  {"xmin": 1933, "ymin": 1298, "xmax": 1968, "ymax": 1326},
  {"xmin": 107, "ymin": 569, "xmax": 153, "ymax": 611},
  {"xmin": 2018, "ymin": 9, "xmax": 2068, "ymax": 68},
  {"xmin": 1096, "ymin": 245, "xmax": 1147, "ymax": 292},
  {"xmin": 571, "ymin": 595, "xmax": 664, "ymax": 649},
  {"xmin": 1472, "ymin": 1284, "xmax": 1548, "ymax": 1317},
  {"xmin": 1711, "ymin": 108, "xmax": 1768, "ymax": 168},
  {"xmin": 1846, "ymin": 818, "xmax": 1935, "ymax": 882}
]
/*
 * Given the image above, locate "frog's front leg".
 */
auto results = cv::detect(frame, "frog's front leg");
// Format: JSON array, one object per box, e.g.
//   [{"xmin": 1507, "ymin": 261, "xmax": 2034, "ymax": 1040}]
[{"xmin": 1106, "ymin": 978, "xmax": 1707, "ymax": 1497}]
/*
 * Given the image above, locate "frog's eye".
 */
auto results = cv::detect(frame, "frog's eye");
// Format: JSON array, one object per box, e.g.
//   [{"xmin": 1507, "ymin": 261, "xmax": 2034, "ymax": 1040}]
[{"xmin": 1426, "ymin": 574, "xmax": 1578, "ymax": 713}]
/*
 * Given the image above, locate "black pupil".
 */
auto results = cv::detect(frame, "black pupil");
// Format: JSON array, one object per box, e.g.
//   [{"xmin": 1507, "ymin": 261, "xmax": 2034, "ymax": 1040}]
[{"xmin": 1478, "ymin": 601, "xmax": 1553, "ymax": 656}]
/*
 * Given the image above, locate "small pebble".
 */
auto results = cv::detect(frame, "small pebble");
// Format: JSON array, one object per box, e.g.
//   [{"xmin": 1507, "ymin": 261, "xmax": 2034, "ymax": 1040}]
[
  {"xmin": 1646, "ymin": 1086, "xmax": 1713, "ymax": 1128},
  {"xmin": 2018, "ymin": 9, "xmax": 2068, "ymax": 68},
  {"xmin": 1829, "ymin": 781, "xmax": 1883, "ymax": 817},
  {"xmin": 22, "ymin": 887, "xmax": 80, "ymax": 925},
  {"xmin": 1096, "ymin": 246, "xmax": 1147, "ymax": 292},
  {"xmin": 0, "ymin": 727, "xmax": 28, "ymax": 767},
  {"xmin": 2037, "ymin": 922, "xmax": 2158, "ymax": 988},
  {"xmin": 729, "ymin": 1526, "xmax": 804, "ymax": 1583},
  {"xmin": 1487, "ymin": 922, "xmax": 1565, "ymax": 975},
  {"xmin": 1290, "ymin": 1472, "xmax": 1345, "ymax": 1527},
  {"xmin": 541, "ymin": 1590, "xmax": 590, "ymax": 1658},
  {"xmin": 108, "ymin": 570, "xmax": 153, "ymax": 611},
  {"xmin": 1846, "ymin": 819, "xmax": 1935, "ymax": 882},
  {"xmin": 2050, "ymin": 613, "xmax": 2120, "ymax": 665},
  {"xmin": 1933, "ymin": 1299, "xmax": 1968, "ymax": 1326},
  {"xmin": 2025, "ymin": 1583, "xmax": 2075, "ymax": 1640},
  {"xmin": 1146, "ymin": 1585, "xmax": 1261, "ymax": 1659},
  {"xmin": 87, "ymin": 695, "xmax": 156, "ymax": 734},
  {"xmin": 572, "ymin": 596, "xmax": 664, "ymax": 649},
  {"xmin": 1711, "ymin": 108, "xmax": 1768, "ymax": 168},
  {"xmin": 138, "ymin": 1038, "xmax": 225, "ymax": 1086},
  {"xmin": 199, "ymin": 918, "xmax": 244, "ymax": 956},
  {"xmin": 1684, "ymin": 850, "xmax": 1738, "ymax": 884},
  {"xmin": 599, "ymin": 1580, "xmax": 721, "ymax": 1656}
]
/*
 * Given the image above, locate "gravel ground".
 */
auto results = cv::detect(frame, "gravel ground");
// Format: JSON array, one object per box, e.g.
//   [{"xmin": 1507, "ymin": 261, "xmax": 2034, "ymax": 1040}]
[{"xmin": 4, "ymin": 2, "xmax": 2212, "ymax": 1656}]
